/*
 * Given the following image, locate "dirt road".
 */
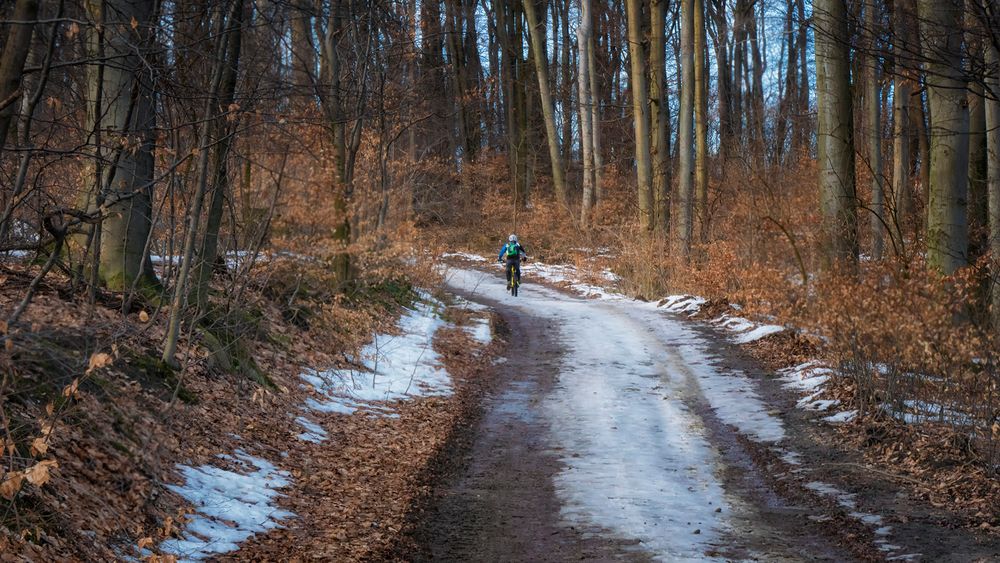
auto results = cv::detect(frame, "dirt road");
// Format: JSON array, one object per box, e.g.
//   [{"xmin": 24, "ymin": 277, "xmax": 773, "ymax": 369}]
[{"xmin": 409, "ymin": 266, "xmax": 1000, "ymax": 562}]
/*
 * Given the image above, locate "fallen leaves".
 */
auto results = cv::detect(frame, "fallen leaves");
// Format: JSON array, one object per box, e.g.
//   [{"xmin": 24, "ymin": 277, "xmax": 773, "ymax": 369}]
[
  {"xmin": 87, "ymin": 352, "xmax": 113, "ymax": 374},
  {"xmin": 0, "ymin": 460, "xmax": 58, "ymax": 500},
  {"xmin": 30, "ymin": 437, "xmax": 48, "ymax": 457},
  {"xmin": 24, "ymin": 460, "xmax": 58, "ymax": 487},
  {"xmin": 0, "ymin": 472, "xmax": 24, "ymax": 500}
]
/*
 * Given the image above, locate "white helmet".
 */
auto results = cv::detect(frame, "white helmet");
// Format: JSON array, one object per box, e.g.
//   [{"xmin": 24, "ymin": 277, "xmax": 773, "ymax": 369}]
[{"xmin": 509, "ymin": 234, "xmax": 518, "ymax": 243}]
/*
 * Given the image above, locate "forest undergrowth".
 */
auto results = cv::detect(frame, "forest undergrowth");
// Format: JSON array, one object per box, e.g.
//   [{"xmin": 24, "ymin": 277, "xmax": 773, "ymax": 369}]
[{"xmin": 0, "ymin": 230, "xmax": 447, "ymax": 559}]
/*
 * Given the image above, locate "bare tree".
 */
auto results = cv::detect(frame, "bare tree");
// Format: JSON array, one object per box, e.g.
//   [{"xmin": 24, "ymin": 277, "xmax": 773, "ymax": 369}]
[
  {"xmin": 675, "ymin": 0, "xmax": 695, "ymax": 258},
  {"xmin": 920, "ymin": 0, "xmax": 969, "ymax": 274},
  {"xmin": 0, "ymin": 0, "xmax": 39, "ymax": 154},
  {"xmin": 523, "ymin": 0, "xmax": 568, "ymax": 207},
  {"xmin": 815, "ymin": 0, "xmax": 858, "ymax": 267}
]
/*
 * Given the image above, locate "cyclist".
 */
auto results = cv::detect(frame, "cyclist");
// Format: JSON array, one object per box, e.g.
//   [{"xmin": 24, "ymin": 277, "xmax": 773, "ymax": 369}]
[{"xmin": 497, "ymin": 234, "xmax": 528, "ymax": 290}]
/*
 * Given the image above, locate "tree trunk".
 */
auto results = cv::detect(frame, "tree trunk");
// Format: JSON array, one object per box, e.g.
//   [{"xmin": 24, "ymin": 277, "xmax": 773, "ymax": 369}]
[
  {"xmin": 523, "ymin": 0, "xmax": 568, "ymax": 207},
  {"xmin": 588, "ymin": 17, "xmax": 603, "ymax": 202},
  {"xmin": 675, "ymin": 0, "xmax": 695, "ymax": 258},
  {"xmin": 193, "ymin": 0, "xmax": 245, "ymax": 314},
  {"xmin": 694, "ymin": 0, "xmax": 709, "ymax": 242},
  {"xmin": 986, "ymin": 37, "xmax": 1000, "ymax": 327},
  {"xmin": 325, "ymin": 0, "xmax": 351, "ymax": 284},
  {"xmin": 919, "ymin": 0, "xmax": 969, "ymax": 274},
  {"xmin": 578, "ymin": 0, "xmax": 595, "ymax": 226},
  {"xmin": 747, "ymin": 2, "xmax": 764, "ymax": 157},
  {"xmin": 163, "ymin": 4, "xmax": 231, "ymax": 366},
  {"xmin": 444, "ymin": 0, "xmax": 470, "ymax": 159},
  {"xmin": 290, "ymin": 0, "xmax": 315, "ymax": 93},
  {"xmin": 650, "ymin": 0, "xmax": 669, "ymax": 232},
  {"xmin": 891, "ymin": 0, "xmax": 916, "ymax": 248},
  {"xmin": 84, "ymin": 0, "xmax": 159, "ymax": 291},
  {"xmin": 795, "ymin": 0, "xmax": 809, "ymax": 153},
  {"xmin": 815, "ymin": 0, "xmax": 858, "ymax": 267},
  {"xmin": 708, "ymin": 0, "xmax": 732, "ymax": 162},
  {"xmin": 560, "ymin": 0, "xmax": 572, "ymax": 162},
  {"xmin": 0, "ymin": 0, "xmax": 39, "ymax": 155},
  {"xmin": 968, "ymin": 26, "xmax": 989, "ymax": 262},
  {"xmin": 464, "ymin": 0, "xmax": 484, "ymax": 156},
  {"xmin": 865, "ymin": 0, "xmax": 884, "ymax": 260},
  {"xmin": 626, "ymin": 0, "xmax": 653, "ymax": 230},
  {"xmin": 916, "ymin": 90, "xmax": 932, "ymax": 216}
]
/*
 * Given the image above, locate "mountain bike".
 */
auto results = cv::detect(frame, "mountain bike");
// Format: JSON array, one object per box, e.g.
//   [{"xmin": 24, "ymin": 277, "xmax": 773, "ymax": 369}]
[{"xmin": 507, "ymin": 261, "xmax": 520, "ymax": 296}]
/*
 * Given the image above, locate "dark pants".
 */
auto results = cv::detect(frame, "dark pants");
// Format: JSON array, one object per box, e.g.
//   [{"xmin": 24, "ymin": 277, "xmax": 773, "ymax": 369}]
[{"xmin": 505, "ymin": 257, "xmax": 521, "ymax": 286}]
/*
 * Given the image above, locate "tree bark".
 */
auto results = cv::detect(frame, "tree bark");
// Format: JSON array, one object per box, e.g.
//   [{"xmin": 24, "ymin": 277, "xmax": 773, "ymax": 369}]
[
  {"xmin": 796, "ymin": 0, "xmax": 809, "ymax": 153},
  {"xmin": 578, "ymin": 0, "xmax": 595, "ymax": 227},
  {"xmin": 919, "ymin": 0, "xmax": 970, "ymax": 274},
  {"xmin": 626, "ymin": 0, "xmax": 653, "ymax": 230},
  {"xmin": 891, "ymin": 0, "xmax": 916, "ymax": 247},
  {"xmin": 289, "ymin": 0, "xmax": 315, "ymax": 105},
  {"xmin": 815, "ymin": 0, "xmax": 858, "ymax": 267},
  {"xmin": 193, "ymin": 0, "xmax": 245, "ymax": 314},
  {"xmin": 523, "ymin": 0, "xmax": 568, "ymax": 207},
  {"xmin": 694, "ymin": 0, "xmax": 709, "ymax": 242},
  {"xmin": 85, "ymin": 0, "xmax": 160, "ymax": 291},
  {"xmin": 675, "ymin": 0, "xmax": 695, "ymax": 258},
  {"xmin": 163, "ymin": 4, "xmax": 230, "ymax": 366},
  {"xmin": 0, "ymin": 0, "xmax": 39, "ymax": 155},
  {"xmin": 650, "ymin": 0, "xmax": 669, "ymax": 232},
  {"xmin": 986, "ymin": 35, "xmax": 1000, "ymax": 327},
  {"xmin": 588, "ymin": 14, "xmax": 603, "ymax": 202},
  {"xmin": 865, "ymin": 0, "xmax": 884, "ymax": 260},
  {"xmin": 967, "ymin": 13, "xmax": 989, "ymax": 261}
]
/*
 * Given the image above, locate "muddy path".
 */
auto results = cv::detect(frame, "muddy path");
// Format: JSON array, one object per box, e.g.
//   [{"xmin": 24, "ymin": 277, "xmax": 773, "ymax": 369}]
[
  {"xmin": 409, "ymin": 299, "xmax": 651, "ymax": 562},
  {"xmin": 406, "ymin": 266, "xmax": 1000, "ymax": 562}
]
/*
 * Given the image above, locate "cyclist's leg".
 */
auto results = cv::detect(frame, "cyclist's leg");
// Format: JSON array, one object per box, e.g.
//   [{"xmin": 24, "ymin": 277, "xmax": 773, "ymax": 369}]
[
  {"xmin": 505, "ymin": 259, "xmax": 513, "ymax": 287},
  {"xmin": 514, "ymin": 260, "xmax": 521, "ymax": 284}
]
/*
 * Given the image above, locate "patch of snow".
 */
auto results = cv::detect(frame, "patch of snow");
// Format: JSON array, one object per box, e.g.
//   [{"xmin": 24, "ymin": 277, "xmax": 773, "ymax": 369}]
[
  {"xmin": 779, "ymin": 362, "xmax": 833, "ymax": 393},
  {"xmin": 808, "ymin": 399, "xmax": 840, "ymax": 411},
  {"xmin": 885, "ymin": 400, "xmax": 979, "ymax": 427},
  {"xmin": 715, "ymin": 315, "xmax": 755, "ymax": 333},
  {"xmin": 659, "ymin": 295, "xmax": 707, "ymax": 315},
  {"xmin": 823, "ymin": 410, "xmax": 858, "ymax": 423},
  {"xmin": 850, "ymin": 512, "xmax": 884, "ymax": 525},
  {"xmin": 803, "ymin": 481, "xmax": 841, "ymax": 495},
  {"xmin": 302, "ymin": 299, "xmax": 452, "ymax": 417},
  {"xmin": 294, "ymin": 416, "xmax": 327, "ymax": 443},
  {"xmin": 797, "ymin": 393, "xmax": 839, "ymax": 411},
  {"xmin": 442, "ymin": 251, "xmax": 487, "ymax": 262},
  {"xmin": 160, "ymin": 451, "xmax": 293, "ymax": 561},
  {"xmin": 887, "ymin": 553, "xmax": 923, "ymax": 561},
  {"xmin": 732, "ymin": 324, "xmax": 784, "ymax": 344},
  {"xmin": 465, "ymin": 318, "xmax": 492, "ymax": 345},
  {"xmin": 304, "ymin": 396, "xmax": 357, "ymax": 415},
  {"xmin": 780, "ymin": 450, "xmax": 802, "ymax": 466},
  {"xmin": 670, "ymin": 342, "xmax": 786, "ymax": 444}
]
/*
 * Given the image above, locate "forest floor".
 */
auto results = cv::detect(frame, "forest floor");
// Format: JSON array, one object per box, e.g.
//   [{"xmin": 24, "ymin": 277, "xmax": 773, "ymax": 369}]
[{"xmin": 4, "ymin": 255, "xmax": 1000, "ymax": 561}]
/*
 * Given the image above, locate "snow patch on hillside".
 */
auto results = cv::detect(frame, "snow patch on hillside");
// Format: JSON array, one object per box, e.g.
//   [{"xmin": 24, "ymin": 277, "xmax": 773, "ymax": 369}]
[
  {"xmin": 300, "ymin": 299, "xmax": 452, "ymax": 418},
  {"xmin": 160, "ymin": 451, "xmax": 293, "ymax": 561}
]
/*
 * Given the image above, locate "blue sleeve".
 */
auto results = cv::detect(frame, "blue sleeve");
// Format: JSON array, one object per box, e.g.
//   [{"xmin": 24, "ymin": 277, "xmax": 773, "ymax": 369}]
[{"xmin": 498, "ymin": 244, "xmax": 506, "ymax": 259}]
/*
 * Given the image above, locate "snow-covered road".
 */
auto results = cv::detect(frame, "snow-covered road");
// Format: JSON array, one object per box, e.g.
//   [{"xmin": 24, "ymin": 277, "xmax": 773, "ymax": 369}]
[{"xmin": 442, "ymin": 266, "xmax": 793, "ymax": 561}]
